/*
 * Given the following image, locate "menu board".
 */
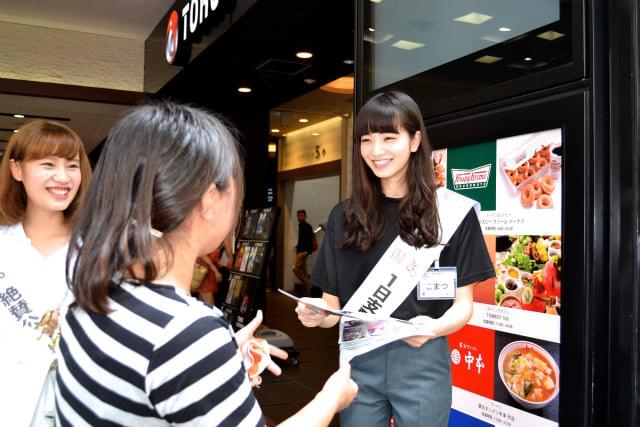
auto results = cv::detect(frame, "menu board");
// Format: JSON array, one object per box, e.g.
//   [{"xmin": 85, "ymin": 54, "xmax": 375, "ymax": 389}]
[{"xmin": 434, "ymin": 128, "xmax": 563, "ymax": 427}]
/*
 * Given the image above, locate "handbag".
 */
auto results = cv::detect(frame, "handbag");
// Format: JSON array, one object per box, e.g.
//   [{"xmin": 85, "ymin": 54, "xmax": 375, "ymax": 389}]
[{"xmin": 0, "ymin": 311, "xmax": 58, "ymax": 426}]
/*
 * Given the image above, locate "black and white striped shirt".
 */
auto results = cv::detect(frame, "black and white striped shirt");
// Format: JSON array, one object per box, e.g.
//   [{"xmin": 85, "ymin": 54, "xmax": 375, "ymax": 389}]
[{"xmin": 55, "ymin": 282, "xmax": 264, "ymax": 427}]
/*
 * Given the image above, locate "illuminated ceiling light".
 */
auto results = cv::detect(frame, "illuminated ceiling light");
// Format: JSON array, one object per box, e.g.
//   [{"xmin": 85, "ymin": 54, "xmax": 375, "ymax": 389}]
[
  {"xmin": 237, "ymin": 87, "xmax": 252, "ymax": 93},
  {"xmin": 475, "ymin": 55, "xmax": 503, "ymax": 64},
  {"xmin": 13, "ymin": 130, "xmax": 19, "ymax": 133},
  {"xmin": 369, "ymin": 0, "xmax": 383, "ymax": 3},
  {"xmin": 343, "ymin": 113, "xmax": 350, "ymax": 117},
  {"xmin": 368, "ymin": 27, "xmax": 375, "ymax": 32},
  {"xmin": 343, "ymin": 59, "xmax": 354, "ymax": 65},
  {"xmin": 311, "ymin": 132, "xmax": 320, "ymax": 136},
  {"xmin": 296, "ymin": 51, "xmax": 313, "ymax": 59},
  {"xmin": 363, "ymin": 33, "xmax": 394, "ymax": 44},
  {"xmin": 271, "ymin": 128, "xmax": 280, "ymax": 133},
  {"xmin": 498, "ymin": 27, "xmax": 511, "ymax": 32},
  {"xmin": 392, "ymin": 40, "xmax": 425, "ymax": 50},
  {"xmin": 267, "ymin": 143, "xmax": 277, "ymax": 153},
  {"xmin": 537, "ymin": 30, "xmax": 565, "ymax": 41},
  {"xmin": 13, "ymin": 114, "xmax": 24, "ymax": 118},
  {"xmin": 320, "ymin": 76, "xmax": 354, "ymax": 94},
  {"xmin": 298, "ymin": 118, "xmax": 309, "ymax": 123},
  {"xmin": 453, "ymin": 12, "xmax": 493, "ymax": 25},
  {"xmin": 304, "ymin": 78, "xmax": 316, "ymax": 84},
  {"xmin": 524, "ymin": 57, "xmax": 533, "ymax": 61}
]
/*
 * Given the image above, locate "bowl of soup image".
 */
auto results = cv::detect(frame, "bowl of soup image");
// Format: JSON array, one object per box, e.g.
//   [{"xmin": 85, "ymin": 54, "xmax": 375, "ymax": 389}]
[{"xmin": 498, "ymin": 341, "xmax": 559, "ymax": 409}]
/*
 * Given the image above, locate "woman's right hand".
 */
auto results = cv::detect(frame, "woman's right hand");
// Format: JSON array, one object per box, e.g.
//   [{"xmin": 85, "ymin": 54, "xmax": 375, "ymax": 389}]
[
  {"xmin": 317, "ymin": 364, "xmax": 358, "ymax": 412},
  {"xmin": 295, "ymin": 298, "xmax": 329, "ymax": 327}
]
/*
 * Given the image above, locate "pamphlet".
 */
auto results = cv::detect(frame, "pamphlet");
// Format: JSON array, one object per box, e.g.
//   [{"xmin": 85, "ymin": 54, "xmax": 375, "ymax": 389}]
[{"xmin": 278, "ymin": 289, "xmax": 435, "ymax": 361}]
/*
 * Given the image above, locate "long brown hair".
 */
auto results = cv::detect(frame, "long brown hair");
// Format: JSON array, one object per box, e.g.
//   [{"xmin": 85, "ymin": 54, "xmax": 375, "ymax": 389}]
[
  {"xmin": 344, "ymin": 91, "xmax": 440, "ymax": 251},
  {"xmin": 67, "ymin": 102, "xmax": 244, "ymax": 314},
  {"xmin": 0, "ymin": 120, "xmax": 91, "ymax": 224}
]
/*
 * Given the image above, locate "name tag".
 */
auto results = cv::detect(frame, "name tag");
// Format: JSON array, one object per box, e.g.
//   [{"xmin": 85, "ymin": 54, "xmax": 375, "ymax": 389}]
[{"xmin": 417, "ymin": 267, "xmax": 457, "ymax": 300}]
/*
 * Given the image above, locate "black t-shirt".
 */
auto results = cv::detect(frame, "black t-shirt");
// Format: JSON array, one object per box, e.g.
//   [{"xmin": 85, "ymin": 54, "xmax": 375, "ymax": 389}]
[
  {"xmin": 311, "ymin": 197, "xmax": 495, "ymax": 320},
  {"xmin": 297, "ymin": 221, "xmax": 314, "ymax": 254}
]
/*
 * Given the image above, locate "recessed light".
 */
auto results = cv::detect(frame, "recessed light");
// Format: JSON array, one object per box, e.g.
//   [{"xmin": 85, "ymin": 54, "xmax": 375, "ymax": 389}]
[
  {"xmin": 475, "ymin": 55, "xmax": 503, "ymax": 64},
  {"xmin": 312, "ymin": 132, "xmax": 320, "ymax": 136},
  {"xmin": 498, "ymin": 27, "xmax": 511, "ymax": 32},
  {"xmin": 296, "ymin": 51, "xmax": 313, "ymax": 59},
  {"xmin": 369, "ymin": 0, "xmax": 383, "ymax": 3},
  {"xmin": 298, "ymin": 118, "xmax": 309, "ymax": 123},
  {"xmin": 267, "ymin": 143, "xmax": 277, "ymax": 153},
  {"xmin": 13, "ymin": 130, "xmax": 19, "ymax": 133},
  {"xmin": 368, "ymin": 27, "xmax": 375, "ymax": 32},
  {"xmin": 13, "ymin": 114, "xmax": 24, "ymax": 119},
  {"xmin": 537, "ymin": 30, "xmax": 565, "ymax": 41},
  {"xmin": 237, "ymin": 87, "xmax": 252, "ymax": 93},
  {"xmin": 343, "ymin": 59, "xmax": 354, "ymax": 65},
  {"xmin": 304, "ymin": 78, "xmax": 316, "ymax": 84},
  {"xmin": 524, "ymin": 57, "xmax": 533, "ymax": 61},
  {"xmin": 271, "ymin": 129, "xmax": 280, "ymax": 133},
  {"xmin": 392, "ymin": 40, "xmax": 425, "ymax": 50},
  {"xmin": 453, "ymin": 12, "xmax": 493, "ymax": 25}
]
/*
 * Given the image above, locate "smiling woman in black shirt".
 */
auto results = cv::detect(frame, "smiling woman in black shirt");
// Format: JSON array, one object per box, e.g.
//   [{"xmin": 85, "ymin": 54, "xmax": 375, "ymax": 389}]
[{"xmin": 295, "ymin": 91, "xmax": 494, "ymax": 427}]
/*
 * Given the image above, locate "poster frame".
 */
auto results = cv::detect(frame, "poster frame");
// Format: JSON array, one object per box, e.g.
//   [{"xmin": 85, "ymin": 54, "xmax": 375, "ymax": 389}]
[{"xmin": 426, "ymin": 90, "xmax": 600, "ymax": 427}]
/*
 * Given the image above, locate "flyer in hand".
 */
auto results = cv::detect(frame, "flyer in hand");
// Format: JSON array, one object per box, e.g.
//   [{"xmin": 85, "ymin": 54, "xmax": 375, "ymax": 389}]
[{"xmin": 278, "ymin": 289, "xmax": 435, "ymax": 361}]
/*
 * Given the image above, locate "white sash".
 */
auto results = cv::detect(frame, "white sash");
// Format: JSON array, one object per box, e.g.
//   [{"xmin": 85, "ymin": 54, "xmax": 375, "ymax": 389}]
[{"xmin": 342, "ymin": 188, "xmax": 479, "ymax": 317}]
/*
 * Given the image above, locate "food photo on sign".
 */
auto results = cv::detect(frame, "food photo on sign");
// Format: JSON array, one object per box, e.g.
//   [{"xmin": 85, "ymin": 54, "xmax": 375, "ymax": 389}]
[
  {"xmin": 496, "ymin": 129, "xmax": 562, "ymax": 213},
  {"xmin": 493, "ymin": 332, "xmax": 560, "ymax": 422},
  {"xmin": 494, "ymin": 235, "xmax": 561, "ymax": 315}
]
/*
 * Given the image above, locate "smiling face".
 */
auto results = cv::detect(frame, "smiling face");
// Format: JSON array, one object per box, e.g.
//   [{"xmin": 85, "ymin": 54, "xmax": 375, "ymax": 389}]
[
  {"xmin": 10, "ymin": 155, "xmax": 82, "ymax": 215},
  {"xmin": 360, "ymin": 126, "xmax": 421, "ymax": 196}
]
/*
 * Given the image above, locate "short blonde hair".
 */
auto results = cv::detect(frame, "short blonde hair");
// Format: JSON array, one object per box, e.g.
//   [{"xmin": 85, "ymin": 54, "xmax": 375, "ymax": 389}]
[{"xmin": 0, "ymin": 120, "xmax": 92, "ymax": 224}]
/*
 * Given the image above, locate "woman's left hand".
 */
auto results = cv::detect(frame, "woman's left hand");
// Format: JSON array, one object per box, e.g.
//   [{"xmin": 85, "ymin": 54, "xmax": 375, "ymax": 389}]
[
  {"xmin": 402, "ymin": 315, "xmax": 437, "ymax": 348},
  {"xmin": 235, "ymin": 310, "xmax": 288, "ymax": 375}
]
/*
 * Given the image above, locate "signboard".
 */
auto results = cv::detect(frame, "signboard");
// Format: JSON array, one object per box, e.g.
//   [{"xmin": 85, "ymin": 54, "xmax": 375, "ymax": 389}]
[
  {"xmin": 164, "ymin": 0, "xmax": 229, "ymax": 65},
  {"xmin": 434, "ymin": 128, "xmax": 563, "ymax": 427}
]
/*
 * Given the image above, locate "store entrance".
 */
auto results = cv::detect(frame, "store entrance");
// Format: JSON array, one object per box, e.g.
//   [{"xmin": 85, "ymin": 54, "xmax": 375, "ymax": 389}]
[{"xmin": 281, "ymin": 174, "xmax": 340, "ymax": 293}]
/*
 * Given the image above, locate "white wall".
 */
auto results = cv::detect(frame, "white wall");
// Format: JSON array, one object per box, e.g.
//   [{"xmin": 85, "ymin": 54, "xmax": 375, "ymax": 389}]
[
  {"xmin": 0, "ymin": 21, "xmax": 144, "ymax": 91},
  {"xmin": 282, "ymin": 175, "xmax": 340, "ymax": 291}
]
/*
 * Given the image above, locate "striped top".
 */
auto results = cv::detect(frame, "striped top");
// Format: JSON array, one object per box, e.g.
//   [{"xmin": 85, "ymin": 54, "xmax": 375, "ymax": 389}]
[{"xmin": 55, "ymin": 282, "xmax": 264, "ymax": 427}]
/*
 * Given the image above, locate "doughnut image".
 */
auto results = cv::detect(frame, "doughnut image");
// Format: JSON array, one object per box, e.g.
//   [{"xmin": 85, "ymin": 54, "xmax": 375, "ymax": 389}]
[
  {"xmin": 536, "ymin": 194, "xmax": 554, "ymax": 209},
  {"xmin": 528, "ymin": 155, "xmax": 542, "ymax": 166},
  {"xmin": 506, "ymin": 169, "xmax": 517, "ymax": 178},
  {"xmin": 530, "ymin": 180, "xmax": 543, "ymax": 199},
  {"xmin": 517, "ymin": 164, "xmax": 529, "ymax": 174},
  {"xmin": 535, "ymin": 158, "xmax": 548, "ymax": 170},
  {"xmin": 513, "ymin": 175, "xmax": 524, "ymax": 186},
  {"xmin": 540, "ymin": 175, "xmax": 556, "ymax": 194},
  {"xmin": 523, "ymin": 167, "xmax": 536, "ymax": 179},
  {"xmin": 520, "ymin": 184, "xmax": 535, "ymax": 208}
]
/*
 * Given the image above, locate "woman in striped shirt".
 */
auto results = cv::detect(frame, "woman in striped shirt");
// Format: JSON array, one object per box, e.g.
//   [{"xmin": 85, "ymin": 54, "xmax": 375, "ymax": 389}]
[{"xmin": 56, "ymin": 102, "xmax": 357, "ymax": 426}]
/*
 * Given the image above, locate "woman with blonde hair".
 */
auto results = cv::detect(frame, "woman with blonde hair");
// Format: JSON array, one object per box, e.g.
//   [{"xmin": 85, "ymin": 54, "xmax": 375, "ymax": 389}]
[{"xmin": 0, "ymin": 119, "xmax": 91, "ymax": 425}]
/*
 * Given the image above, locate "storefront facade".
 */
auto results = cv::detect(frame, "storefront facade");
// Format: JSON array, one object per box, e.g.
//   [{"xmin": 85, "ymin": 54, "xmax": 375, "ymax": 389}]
[{"xmin": 354, "ymin": 0, "xmax": 638, "ymax": 426}]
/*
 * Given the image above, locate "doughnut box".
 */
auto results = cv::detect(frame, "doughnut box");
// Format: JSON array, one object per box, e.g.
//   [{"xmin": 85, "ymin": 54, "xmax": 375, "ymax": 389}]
[{"xmin": 500, "ymin": 142, "xmax": 552, "ymax": 193}]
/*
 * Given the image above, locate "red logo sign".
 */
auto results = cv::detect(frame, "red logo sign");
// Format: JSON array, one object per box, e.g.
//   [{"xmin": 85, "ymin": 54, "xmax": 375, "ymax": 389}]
[{"xmin": 165, "ymin": 10, "xmax": 179, "ymax": 64}]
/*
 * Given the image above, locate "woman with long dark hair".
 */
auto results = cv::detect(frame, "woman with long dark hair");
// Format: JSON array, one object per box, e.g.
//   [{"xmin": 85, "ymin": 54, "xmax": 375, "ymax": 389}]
[
  {"xmin": 296, "ymin": 91, "xmax": 494, "ymax": 427},
  {"xmin": 57, "ymin": 102, "xmax": 357, "ymax": 426}
]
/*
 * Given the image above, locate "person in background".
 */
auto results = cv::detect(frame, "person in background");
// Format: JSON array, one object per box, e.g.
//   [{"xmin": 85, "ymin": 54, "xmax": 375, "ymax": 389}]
[
  {"xmin": 292, "ymin": 209, "xmax": 314, "ymax": 295},
  {"xmin": 0, "ymin": 119, "xmax": 91, "ymax": 424},
  {"xmin": 295, "ymin": 91, "xmax": 495, "ymax": 427},
  {"xmin": 57, "ymin": 102, "xmax": 357, "ymax": 426}
]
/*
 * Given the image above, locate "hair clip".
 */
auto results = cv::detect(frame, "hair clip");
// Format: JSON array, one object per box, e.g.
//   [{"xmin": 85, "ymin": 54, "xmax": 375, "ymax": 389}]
[{"xmin": 150, "ymin": 228, "xmax": 164, "ymax": 238}]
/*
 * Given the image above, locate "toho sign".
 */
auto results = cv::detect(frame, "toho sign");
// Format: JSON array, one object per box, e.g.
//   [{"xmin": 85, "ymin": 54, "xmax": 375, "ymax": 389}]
[
  {"xmin": 165, "ymin": 0, "xmax": 224, "ymax": 65},
  {"xmin": 451, "ymin": 164, "xmax": 492, "ymax": 190}
]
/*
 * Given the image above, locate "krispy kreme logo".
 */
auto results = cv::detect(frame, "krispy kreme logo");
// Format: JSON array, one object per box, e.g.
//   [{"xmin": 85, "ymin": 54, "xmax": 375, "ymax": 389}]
[{"xmin": 451, "ymin": 164, "xmax": 492, "ymax": 190}]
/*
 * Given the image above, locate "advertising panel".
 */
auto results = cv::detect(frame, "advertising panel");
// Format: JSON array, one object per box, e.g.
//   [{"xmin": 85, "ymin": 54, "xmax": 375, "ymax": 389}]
[{"xmin": 435, "ymin": 128, "xmax": 563, "ymax": 427}]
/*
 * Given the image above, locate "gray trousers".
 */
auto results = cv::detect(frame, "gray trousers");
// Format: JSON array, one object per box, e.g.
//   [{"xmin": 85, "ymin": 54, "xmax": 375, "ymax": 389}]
[{"xmin": 340, "ymin": 337, "xmax": 452, "ymax": 427}]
